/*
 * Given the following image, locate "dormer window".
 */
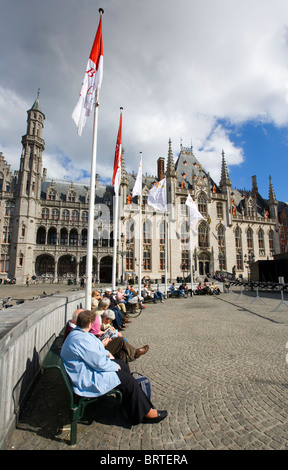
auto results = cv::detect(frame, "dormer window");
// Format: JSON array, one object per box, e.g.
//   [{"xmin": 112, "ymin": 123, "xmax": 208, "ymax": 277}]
[
  {"xmin": 47, "ymin": 188, "xmax": 57, "ymax": 201},
  {"xmin": 67, "ymin": 190, "xmax": 76, "ymax": 203}
]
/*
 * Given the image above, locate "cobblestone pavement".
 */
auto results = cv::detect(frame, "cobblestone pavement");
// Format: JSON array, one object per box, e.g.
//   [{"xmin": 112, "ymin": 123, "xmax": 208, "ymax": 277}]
[{"xmin": 5, "ymin": 286, "xmax": 288, "ymax": 451}]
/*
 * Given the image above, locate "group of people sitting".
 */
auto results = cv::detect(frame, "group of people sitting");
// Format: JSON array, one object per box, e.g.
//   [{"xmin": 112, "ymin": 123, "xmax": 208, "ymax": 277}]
[
  {"xmin": 169, "ymin": 282, "xmax": 192, "ymax": 298},
  {"xmin": 61, "ymin": 284, "xmax": 168, "ymax": 425},
  {"xmin": 196, "ymin": 281, "xmax": 220, "ymax": 295}
]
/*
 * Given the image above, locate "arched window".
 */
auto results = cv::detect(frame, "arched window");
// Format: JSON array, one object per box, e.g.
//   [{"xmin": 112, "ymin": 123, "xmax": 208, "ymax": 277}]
[
  {"xmin": 42, "ymin": 208, "xmax": 49, "ymax": 219},
  {"xmin": 126, "ymin": 220, "xmax": 134, "ymax": 243},
  {"xmin": 81, "ymin": 211, "xmax": 88, "ymax": 222},
  {"xmin": 180, "ymin": 221, "xmax": 189, "ymax": 243},
  {"xmin": 69, "ymin": 229, "xmax": 78, "ymax": 246},
  {"xmin": 36, "ymin": 227, "xmax": 46, "ymax": 244},
  {"xmin": 71, "ymin": 210, "xmax": 79, "ymax": 222},
  {"xmin": 258, "ymin": 228, "xmax": 265, "ymax": 256},
  {"xmin": 217, "ymin": 225, "xmax": 225, "ymax": 248},
  {"xmin": 81, "ymin": 229, "xmax": 87, "ymax": 246},
  {"xmin": 216, "ymin": 202, "xmax": 223, "ymax": 219},
  {"xmin": 47, "ymin": 227, "xmax": 57, "ymax": 245},
  {"xmin": 198, "ymin": 222, "xmax": 208, "ymax": 248},
  {"xmin": 247, "ymin": 227, "xmax": 253, "ymax": 250},
  {"xmin": 235, "ymin": 226, "xmax": 243, "ymax": 270},
  {"xmin": 3, "ymin": 225, "xmax": 11, "ymax": 243},
  {"xmin": 159, "ymin": 220, "xmax": 165, "ymax": 244},
  {"xmin": 268, "ymin": 229, "xmax": 274, "ymax": 253},
  {"xmin": 143, "ymin": 220, "xmax": 152, "ymax": 243},
  {"xmin": 198, "ymin": 193, "xmax": 207, "ymax": 216},
  {"xmin": 51, "ymin": 209, "xmax": 59, "ymax": 220},
  {"xmin": 62, "ymin": 209, "xmax": 69, "ymax": 221},
  {"xmin": 235, "ymin": 226, "xmax": 242, "ymax": 248},
  {"xmin": 60, "ymin": 228, "xmax": 68, "ymax": 246}
]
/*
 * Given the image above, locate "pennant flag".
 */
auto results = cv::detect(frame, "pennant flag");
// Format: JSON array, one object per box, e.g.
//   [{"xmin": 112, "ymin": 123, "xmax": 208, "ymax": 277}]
[
  {"xmin": 72, "ymin": 12, "xmax": 104, "ymax": 136},
  {"xmin": 185, "ymin": 193, "xmax": 204, "ymax": 225},
  {"xmin": 112, "ymin": 109, "xmax": 123, "ymax": 195},
  {"xmin": 148, "ymin": 177, "xmax": 167, "ymax": 212},
  {"xmin": 132, "ymin": 153, "xmax": 142, "ymax": 197}
]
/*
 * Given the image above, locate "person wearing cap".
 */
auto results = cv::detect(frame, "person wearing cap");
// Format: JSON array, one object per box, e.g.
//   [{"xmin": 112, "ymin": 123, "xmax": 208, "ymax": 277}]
[{"xmin": 61, "ymin": 309, "xmax": 167, "ymax": 425}]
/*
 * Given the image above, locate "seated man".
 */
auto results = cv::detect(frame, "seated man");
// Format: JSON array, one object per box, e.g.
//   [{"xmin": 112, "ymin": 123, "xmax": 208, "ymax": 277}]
[
  {"xmin": 178, "ymin": 283, "xmax": 187, "ymax": 298},
  {"xmin": 126, "ymin": 285, "xmax": 146, "ymax": 309},
  {"xmin": 63, "ymin": 308, "xmax": 84, "ymax": 340},
  {"xmin": 60, "ymin": 309, "xmax": 167, "ymax": 425},
  {"xmin": 143, "ymin": 283, "xmax": 164, "ymax": 304}
]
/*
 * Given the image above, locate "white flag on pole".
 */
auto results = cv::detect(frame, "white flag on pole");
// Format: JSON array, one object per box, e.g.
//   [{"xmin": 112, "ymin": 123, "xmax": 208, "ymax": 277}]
[
  {"xmin": 148, "ymin": 178, "xmax": 167, "ymax": 212},
  {"xmin": 72, "ymin": 13, "xmax": 104, "ymax": 136},
  {"xmin": 185, "ymin": 193, "xmax": 204, "ymax": 225},
  {"xmin": 132, "ymin": 153, "xmax": 142, "ymax": 197}
]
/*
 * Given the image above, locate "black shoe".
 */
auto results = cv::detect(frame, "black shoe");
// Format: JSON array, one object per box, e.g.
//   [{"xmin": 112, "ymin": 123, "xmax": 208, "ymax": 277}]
[{"xmin": 142, "ymin": 410, "xmax": 167, "ymax": 423}]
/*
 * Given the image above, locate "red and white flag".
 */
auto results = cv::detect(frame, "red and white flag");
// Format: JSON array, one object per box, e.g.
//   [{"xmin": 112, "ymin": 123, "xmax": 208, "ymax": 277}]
[
  {"xmin": 112, "ymin": 109, "xmax": 123, "ymax": 195},
  {"xmin": 72, "ymin": 14, "xmax": 103, "ymax": 136}
]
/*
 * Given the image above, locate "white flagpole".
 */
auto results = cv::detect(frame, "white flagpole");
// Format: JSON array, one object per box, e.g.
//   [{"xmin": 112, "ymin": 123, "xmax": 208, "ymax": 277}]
[
  {"xmin": 138, "ymin": 152, "xmax": 142, "ymax": 297},
  {"xmin": 112, "ymin": 192, "xmax": 119, "ymax": 292},
  {"xmin": 85, "ymin": 85, "xmax": 100, "ymax": 309},
  {"xmin": 165, "ymin": 212, "xmax": 168, "ymax": 297},
  {"xmin": 189, "ymin": 211, "xmax": 194, "ymax": 295}
]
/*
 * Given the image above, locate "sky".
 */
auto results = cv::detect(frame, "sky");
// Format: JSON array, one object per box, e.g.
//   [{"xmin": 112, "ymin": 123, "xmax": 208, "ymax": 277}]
[{"xmin": 1, "ymin": 0, "xmax": 288, "ymax": 202}]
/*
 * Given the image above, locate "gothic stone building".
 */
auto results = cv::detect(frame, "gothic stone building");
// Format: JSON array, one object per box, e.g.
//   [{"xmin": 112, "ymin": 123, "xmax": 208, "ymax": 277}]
[{"xmin": 0, "ymin": 95, "xmax": 284, "ymax": 285}]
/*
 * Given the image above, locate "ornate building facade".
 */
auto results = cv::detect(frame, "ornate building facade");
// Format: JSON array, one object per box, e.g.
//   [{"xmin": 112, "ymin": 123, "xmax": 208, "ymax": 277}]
[{"xmin": 0, "ymin": 95, "xmax": 284, "ymax": 285}]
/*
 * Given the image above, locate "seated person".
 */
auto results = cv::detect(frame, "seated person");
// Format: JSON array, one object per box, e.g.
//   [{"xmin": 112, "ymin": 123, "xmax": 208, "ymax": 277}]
[
  {"xmin": 169, "ymin": 283, "xmax": 177, "ymax": 296},
  {"xmin": 60, "ymin": 309, "xmax": 167, "ymax": 424},
  {"xmin": 91, "ymin": 290, "xmax": 102, "ymax": 309},
  {"xmin": 116, "ymin": 287, "xmax": 127, "ymax": 314},
  {"xmin": 125, "ymin": 286, "xmax": 146, "ymax": 309},
  {"xmin": 183, "ymin": 283, "xmax": 193, "ymax": 296},
  {"xmin": 96, "ymin": 297, "xmax": 129, "ymax": 331},
  {"xmin": 63, "ymin": 308, "xmax": 84, "ymax": 340},
  {"xmin": 103, "ymin": 290, "xmax": 129, "ymax": 329},
  {"xmin": 197, "ymin": 282, "xmax": 207, "ymax": 295},
  {"xmin": 142, "ymin": 283, "xmax": 164, "ymax": 303},
  {"xmin": 178, "ymin": 283, "xmax": 187, "ymax": 298}
]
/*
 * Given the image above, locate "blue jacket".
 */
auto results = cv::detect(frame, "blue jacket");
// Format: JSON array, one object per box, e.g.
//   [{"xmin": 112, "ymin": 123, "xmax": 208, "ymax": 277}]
[{"xmin": 61, "ymin": 327, "xmax": 120, "ymax": 397}]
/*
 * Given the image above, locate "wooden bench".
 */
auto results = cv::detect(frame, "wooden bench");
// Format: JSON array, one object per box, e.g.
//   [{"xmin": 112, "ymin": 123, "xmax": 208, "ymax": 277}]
[{"xmin": 41, "ymin": 335, "xmax": 122, "ymax": 446}]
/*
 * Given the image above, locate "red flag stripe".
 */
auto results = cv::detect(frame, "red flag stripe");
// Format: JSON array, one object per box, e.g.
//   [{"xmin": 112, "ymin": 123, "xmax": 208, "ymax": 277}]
[
  {"xmin": 112, "ymin": 111, "xmax": 122, "ymax": 187},
  {"xmin": 89, "ymin": 15, "xmax": 103, "ymax": 68}
]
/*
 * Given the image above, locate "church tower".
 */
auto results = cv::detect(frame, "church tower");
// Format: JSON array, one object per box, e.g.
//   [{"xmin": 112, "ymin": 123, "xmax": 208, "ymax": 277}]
[
  {"xmin": 18, "ymin": 90, "xmax": 45, "ymax": 199},
  {"xmin": 10, "ymin": 92, "xmax": 45, "ymax": 282}
]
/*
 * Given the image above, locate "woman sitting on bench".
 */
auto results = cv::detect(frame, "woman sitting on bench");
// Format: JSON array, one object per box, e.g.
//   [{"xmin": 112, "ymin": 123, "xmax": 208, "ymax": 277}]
[{"xmin": 61, "ymin": 309, "xmax": 167, "ymax": 425}]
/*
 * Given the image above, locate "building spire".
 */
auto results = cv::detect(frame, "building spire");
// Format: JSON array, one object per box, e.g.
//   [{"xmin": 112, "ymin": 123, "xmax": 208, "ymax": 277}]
[
  {"xmin": 166, "ymin": 138, "xmax": 176, "ymax": 178},
  {"xmin": 268, "ymin": 175, "xmax": 277, "ymax": 203},
  {"xmin": 31, "ymin": 89, "xmax": 42, "ymax": 113},
  {"xmin": 219, "ymin": 150, "xmax": 231, "ymax": 188}
]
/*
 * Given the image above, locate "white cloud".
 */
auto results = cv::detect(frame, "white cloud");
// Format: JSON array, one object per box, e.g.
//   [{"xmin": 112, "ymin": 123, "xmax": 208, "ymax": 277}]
[{"xmin": 1, "ymin": 0, "xmax": 288, "ymax": 195}]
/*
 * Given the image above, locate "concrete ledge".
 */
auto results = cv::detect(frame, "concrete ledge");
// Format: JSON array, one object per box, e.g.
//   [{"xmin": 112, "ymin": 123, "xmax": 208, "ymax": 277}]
[{"xmin": 0, "ymin": 291, "xmax": 85, "ymax": 449}]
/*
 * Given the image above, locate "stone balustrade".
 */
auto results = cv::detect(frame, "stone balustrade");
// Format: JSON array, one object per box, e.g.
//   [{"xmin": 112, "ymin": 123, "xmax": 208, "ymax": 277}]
[{"xmin": 0, "ymin": 291, "xmax": 85, "ymax": 449}]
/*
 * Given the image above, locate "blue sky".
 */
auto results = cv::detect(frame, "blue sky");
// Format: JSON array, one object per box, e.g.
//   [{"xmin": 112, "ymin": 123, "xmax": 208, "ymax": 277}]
[
  {"xmin": 220, "ymin": 120, "xmax": 288, "ymax": 202},
  {"xmin": 0, "ymin": 0, "xmax": 288, "ymax": 203}
]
